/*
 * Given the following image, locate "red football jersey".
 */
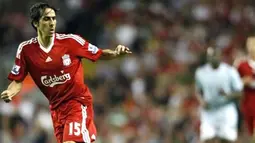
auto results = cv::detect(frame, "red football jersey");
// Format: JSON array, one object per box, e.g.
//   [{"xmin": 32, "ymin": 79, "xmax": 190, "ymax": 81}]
[
  {"xmin": 237, "ymin": 60, "xmax": 255, "ymax": 112},
  {"xmin": 8, "ymin": 33, "xmax": 102, "ymax": 109}
]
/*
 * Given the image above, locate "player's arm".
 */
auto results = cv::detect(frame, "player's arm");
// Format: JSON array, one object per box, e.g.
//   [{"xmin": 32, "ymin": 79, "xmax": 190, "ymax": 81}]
[
  {"xmin": 67, "ymin": 34, "xmax": 131, "ymax": 61},
  {"xmin": 242, "ymin": 76, "xmax": 255, "ymax": 86},
  {"xmin": 235, "ymin": 60, "xmax": 255, "ymax": 88},
  {"xmin": 234, "ymin": 55, "xmax": 255, "ymax": 87},
  {"xmin": 1, "ymin": 81, "xmax": 22, "ymax": 102},
  {"xmin": 100, "ymin": 45, "xmax": 132, "ymax": 60},
  {"xmin": 195, "ymin": 87, "xmax": 206, "ymax": 106},
  {"xmin": 238, "ymin": 75, "xmax": 255, "ymax": 89},
  {"xmin": 1, "ymin": 42, "xmax": 28, "ymax": 102},
  {"xmin": 222, "ymin": 68, "xmax": 243, "ymax": 100},
  {"xmin": 194, "ymin": 70, "xmax": 208, "ymax": 108},
  {"xmin": 195, "ymin": 88, "xmax": 209, "ymax": 109},
  {"xmin": 222, "ymin": 90, "xmax": 242, "ymax": 100}
]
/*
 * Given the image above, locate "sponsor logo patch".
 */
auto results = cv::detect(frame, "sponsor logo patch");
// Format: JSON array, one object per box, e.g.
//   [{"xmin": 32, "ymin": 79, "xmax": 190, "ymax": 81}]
[
  {"xmin": 41, "ymin": 73, "xmax": 71, "ymax": 87},
  {"xmin": 88, "ymin": 44, "xmax": 99, "ymax": 54},
  {"xmin": 11, "ymin": 65, "xmax": 20, "ymax": 75}
]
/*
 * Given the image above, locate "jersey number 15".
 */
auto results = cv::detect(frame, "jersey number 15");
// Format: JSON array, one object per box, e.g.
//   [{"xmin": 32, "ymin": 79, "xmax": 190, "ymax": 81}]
[{"xmin": 69, "ymin": 122, "xmax": 81, "ymax": 136}]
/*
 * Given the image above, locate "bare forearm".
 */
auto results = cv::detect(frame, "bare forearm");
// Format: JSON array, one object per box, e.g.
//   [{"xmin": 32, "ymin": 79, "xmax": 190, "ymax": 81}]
[
  {"xmin": 1, "ymin": 81, "xmax": 22, "ymax": 102},
  {"xmin": 100, "ymin": 49, "xmax": 118, "ymax": 60},
  {"xmin": 242, "ymin": 76, "xmax": 255, "ymax": 88},
  {"xmin": 99, "ymin": 45, "xmax": 132, "ymax": 60},
  {"xmin": 226, "ymin": 91, "xmax": 242, "ymax": 100},
  {"xmin": 8, "ymin": 81, "xmax": 22, "ymax": 95}
]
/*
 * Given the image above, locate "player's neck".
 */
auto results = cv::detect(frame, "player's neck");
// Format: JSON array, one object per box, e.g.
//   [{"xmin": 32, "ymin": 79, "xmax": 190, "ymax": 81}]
[{"xmin": 37, "ymin": 32, "xmax": 54, "ymax": 48}]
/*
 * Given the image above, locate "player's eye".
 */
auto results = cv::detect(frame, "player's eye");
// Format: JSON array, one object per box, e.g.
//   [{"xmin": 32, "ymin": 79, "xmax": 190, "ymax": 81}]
[
  {"xmin": 44, "ymin": 17, "xmax": 50, "ymax": 21},
  {"xmin": 43, "ymin": 17, "xmax": 56, "ymax": 22}
]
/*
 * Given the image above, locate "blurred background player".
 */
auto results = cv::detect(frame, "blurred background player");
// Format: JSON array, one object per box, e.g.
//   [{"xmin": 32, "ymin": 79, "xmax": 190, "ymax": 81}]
[
  {"xmin": 0, "ymin": 2, "xmax": 131, "ymax": 143},
  {"xmin": 235, "ymin": 37, "xmax": 255, "ymax": 142},
  {"xmin": 195, "ymin": 47, "xmax": 243, "ymax": 143}
]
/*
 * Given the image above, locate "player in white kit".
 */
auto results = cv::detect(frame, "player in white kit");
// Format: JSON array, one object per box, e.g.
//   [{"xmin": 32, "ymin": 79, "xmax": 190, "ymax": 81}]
[{"xmin": 195, "ymin": 47, "xmax": 243, "ymax": 143}]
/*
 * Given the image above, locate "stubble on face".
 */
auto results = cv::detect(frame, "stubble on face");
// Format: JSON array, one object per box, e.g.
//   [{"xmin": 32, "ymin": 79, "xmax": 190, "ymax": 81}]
[{"xmin": 38, "ymin": 8, "xmax": 56, "ymax": 37}]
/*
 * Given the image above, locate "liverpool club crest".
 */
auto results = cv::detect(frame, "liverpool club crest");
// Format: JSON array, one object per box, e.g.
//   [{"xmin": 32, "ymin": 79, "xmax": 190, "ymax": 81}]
[{"xmin": 62, "ymin": 54, "xmax": 71, "ymax": 66}]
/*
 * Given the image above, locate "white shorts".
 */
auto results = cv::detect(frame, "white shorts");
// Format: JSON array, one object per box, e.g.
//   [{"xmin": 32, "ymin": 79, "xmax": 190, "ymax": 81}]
[{"xmin": 200, "ymin": 103, "xmax": 238, "ymax": 142}]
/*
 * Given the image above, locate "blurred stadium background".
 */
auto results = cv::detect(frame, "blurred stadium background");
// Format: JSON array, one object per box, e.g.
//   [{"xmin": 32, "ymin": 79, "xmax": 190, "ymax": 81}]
[{"xmin": 1, "ymin": 0, "xmax": 255, "ymax": 142}]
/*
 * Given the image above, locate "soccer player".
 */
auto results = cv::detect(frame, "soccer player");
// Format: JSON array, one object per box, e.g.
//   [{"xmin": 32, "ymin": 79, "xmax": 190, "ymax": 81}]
[
  {"xmin": 195, "ymin": 47, "xmax": 243, "ymax": 143},
  {"xmin": 235, "ymin": 37, "xmax": 255, "ymax": 142},
  {"xmin": 0, "ymin": 2, "xmax": 131, "ymax": 143}
]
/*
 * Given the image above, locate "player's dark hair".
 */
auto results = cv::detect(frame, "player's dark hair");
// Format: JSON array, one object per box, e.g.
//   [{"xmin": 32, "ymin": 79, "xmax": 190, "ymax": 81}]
[{"xmin": 29, "ymin": 2, "xmax": 58, "ymax": 31}]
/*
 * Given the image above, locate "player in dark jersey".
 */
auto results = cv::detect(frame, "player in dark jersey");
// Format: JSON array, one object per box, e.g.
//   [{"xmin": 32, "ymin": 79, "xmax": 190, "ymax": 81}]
[{"xmin": 1, "ymin": 2, "xmax": 131, "ymax": 143}]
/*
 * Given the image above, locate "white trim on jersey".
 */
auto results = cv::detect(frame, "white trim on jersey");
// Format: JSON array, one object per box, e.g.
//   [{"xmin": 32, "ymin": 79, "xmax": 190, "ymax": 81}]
[
  {"xmin": 56, "ymin": 34, "xmax": 85, "ymax": 46},
  {"xmin": 16, "ymin": 41, "xmax": 28, "ymax": 59},
  {"xmin": 38, "ymin": 34, "xmax": 55, "ymax": 53},
  {"xmin": 81, "ymin": 105, "xmax": 91, "ymax": 143},
  {"xmin": 16, "ymin": 38, "xmax": 38, "ymax": 59}
]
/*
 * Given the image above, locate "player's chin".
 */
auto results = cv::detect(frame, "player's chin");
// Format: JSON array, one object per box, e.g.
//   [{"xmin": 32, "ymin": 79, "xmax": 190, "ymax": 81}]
[{"xmin": 48, "ymin": 32, "xmax": 55, "ymax": 37}]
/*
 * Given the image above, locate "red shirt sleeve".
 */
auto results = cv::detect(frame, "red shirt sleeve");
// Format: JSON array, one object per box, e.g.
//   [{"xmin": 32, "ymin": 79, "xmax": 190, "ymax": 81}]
[
  {"xmin": 237, "ymin": 63, "xmax": 251, "ymax": 78},
  {"xmin": 68, "ymin": 34, "xmax": 102, "ymax": 62},
  {"xmin": 8, "ymin": 42, "xmax": 28, "ymax": 81}
]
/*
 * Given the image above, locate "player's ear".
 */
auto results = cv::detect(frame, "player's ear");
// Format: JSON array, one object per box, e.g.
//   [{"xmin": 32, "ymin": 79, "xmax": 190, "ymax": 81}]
[{"xmin": 33, "ymin": 21, "xmax": 39, "ymax": 28}]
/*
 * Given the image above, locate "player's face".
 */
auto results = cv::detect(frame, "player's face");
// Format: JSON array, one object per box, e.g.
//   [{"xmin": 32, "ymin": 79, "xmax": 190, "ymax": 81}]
[
  {"xmin": 207, "ymin": 49, "xmax": 221, "ymax": 69},
  {"xmin": 247, "ymin": 37, "xmax": 255, "ymax": 58},
  {"xmin": 37, "ymin": 8, "xmax": 56, "ymax": 37}
]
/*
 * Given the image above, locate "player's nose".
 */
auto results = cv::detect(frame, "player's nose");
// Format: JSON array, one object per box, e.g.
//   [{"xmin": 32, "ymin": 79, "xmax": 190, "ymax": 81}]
[
  {"xmin": 49, "ymin": 19, "xmax": 55, "ymax": 25},
  {"xmin": 49, "ymin": 23, "xmax": 55, "ymax": 28}
]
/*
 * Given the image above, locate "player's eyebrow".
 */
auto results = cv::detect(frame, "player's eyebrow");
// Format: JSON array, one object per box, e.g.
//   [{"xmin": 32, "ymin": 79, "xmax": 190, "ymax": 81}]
[{"xmin": 43, "ymin": 16, "xmax": 56, "ymax": 18}]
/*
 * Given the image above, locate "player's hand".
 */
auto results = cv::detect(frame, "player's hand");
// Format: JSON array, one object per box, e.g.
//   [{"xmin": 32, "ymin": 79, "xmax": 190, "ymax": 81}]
[
  {"xmin": 243, "ymin": 76, "xmax": 253, "ymax": 85},
  {"xmin": 1, "ymin": 90, "xmax": 15, "ymax": 103},
  {"xmin": 200, "ymin": 101, "xmax": 209, "ymax": 109},
  {"xmin": 115, "ymin": 45, "xmax": 132, "ymax": 55},
  {"xmin": 219, "ymin": 89, "xmax": 228, "ymax": 96}
]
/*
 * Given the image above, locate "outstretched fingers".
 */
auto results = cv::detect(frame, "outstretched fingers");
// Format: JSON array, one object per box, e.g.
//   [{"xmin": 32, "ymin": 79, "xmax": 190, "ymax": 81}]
[
  {"xmin": 1, "ymin": 90, "xmax": 12, "ymax": 102},
  {"xmin": 115, "ymin": 45, "xmax": 132, "ymax": 55}
]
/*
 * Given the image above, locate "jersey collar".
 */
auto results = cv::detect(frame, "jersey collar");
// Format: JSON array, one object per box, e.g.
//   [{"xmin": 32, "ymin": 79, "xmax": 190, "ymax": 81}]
[
  {"xmin": 206, "ymin": 63, "xmax": 223, "ymax": 70},
  {"xmin": 38, "ymin": 34, "xmax": 55, "ymax": 53}
]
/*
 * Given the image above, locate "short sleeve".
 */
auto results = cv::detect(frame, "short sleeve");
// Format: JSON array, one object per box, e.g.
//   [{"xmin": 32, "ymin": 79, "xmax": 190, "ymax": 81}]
[
  {"xmin": 67, "ymin": 34, "xmax": 102, "ymax": 62},
  {"xmin": 237, "ymin": 63, "xmax": 251, "ymax": 78},
  {"xmin": 230, "ymin": 67, "xmax": 243, "ymax": 92},
  {"xmin": 8, "ymin": 42, "xmax": 28, "ymax": 81}
]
